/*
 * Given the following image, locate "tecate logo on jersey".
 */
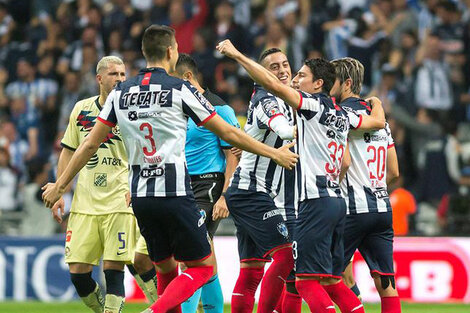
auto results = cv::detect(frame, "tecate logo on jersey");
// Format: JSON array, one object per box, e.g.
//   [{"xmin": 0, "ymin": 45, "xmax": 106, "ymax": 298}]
[
  {"xmin": 324, "ymin": 112, "xmax": 348, "ymax": 132},
  {"xmin": 140, "ymin": 167, "xmax": 165, "ymax": 178},
  {"xmin": 121, "ymin": 90, "xmax": 170, "ymax": 109}
]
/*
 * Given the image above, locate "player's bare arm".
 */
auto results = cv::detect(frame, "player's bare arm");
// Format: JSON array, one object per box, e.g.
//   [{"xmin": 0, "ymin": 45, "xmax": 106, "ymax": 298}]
[
  {"xmin": 212, "ymin": 149, "xmax": 238, "ymax": 220},
  {"xmin": 50, "ymin": 147, "xmax": 74, "ymax": 223},
  {"xmin": 204, "ymin": 114, "xmax": 298, "ymax": 170},
  {"xmin": 42, "ymin": 121, "xmax": 112, "ymax": 208},
  {"xmin": 386, "ymin": 145, "xmax": 399, "ymax": 184},
  {"xmin": 357, "ymin": 97, "xmax": 386, "ymax": 130},
  {"xmin": 216, "ymin": 39, "xmax": 301, "ymax": 109}
]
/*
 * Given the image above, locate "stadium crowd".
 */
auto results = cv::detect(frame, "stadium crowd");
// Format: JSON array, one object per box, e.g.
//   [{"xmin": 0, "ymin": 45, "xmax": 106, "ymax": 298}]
[{"xmin": 0, "ymin": 0, "xmax": 470, "ymax": 236}]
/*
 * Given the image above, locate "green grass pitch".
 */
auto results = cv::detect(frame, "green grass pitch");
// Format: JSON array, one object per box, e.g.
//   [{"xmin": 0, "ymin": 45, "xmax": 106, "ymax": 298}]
[{"xmin": 0, "ymin": 302, "xmax": 468, "ymax": 313}]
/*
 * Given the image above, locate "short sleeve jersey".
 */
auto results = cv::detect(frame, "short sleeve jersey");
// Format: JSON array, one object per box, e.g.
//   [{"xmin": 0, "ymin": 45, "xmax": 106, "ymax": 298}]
[
  {"xmin": 98, "ymin": 68, "xmax": 216, "ymax": 198},
  {"xmin": 296, "ymin": 92, "xmax": 361, "ymax": 201},
  {"xmin": 185, "ymin": 90, "xmax": 239, "ymax": 175},
  {"xmin": 230, "ymin": 85, "xmax": 295, "ymax": 197},
  {"xmin": 61, "ymin": 96, "xmax": 131, "ymax": 215},
  {"xmin": 340, "ymin": 97, "xmax": 394, "ymax": 214}
]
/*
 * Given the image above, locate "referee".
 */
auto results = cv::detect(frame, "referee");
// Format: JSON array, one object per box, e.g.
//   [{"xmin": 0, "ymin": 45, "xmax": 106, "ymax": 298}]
[{"xmin": 174, "ymin": 54, "xmax": 239, "ymax": 313}]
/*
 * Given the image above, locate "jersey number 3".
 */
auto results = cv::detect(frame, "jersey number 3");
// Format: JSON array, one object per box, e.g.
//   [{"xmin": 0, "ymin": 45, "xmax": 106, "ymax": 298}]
[
  {"xmin": 140, "ymin": 122, "xmax": 157, "ymax": 156},
  {"xmin": 325, "ymin": 141, "xmax": 344, "ymax": 175}
]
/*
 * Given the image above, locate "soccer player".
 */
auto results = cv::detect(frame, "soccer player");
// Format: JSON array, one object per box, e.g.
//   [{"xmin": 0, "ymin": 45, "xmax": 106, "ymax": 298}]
[
  {"xmin": 330, "ymin": 57, "xmax": 401, "ymax": 313},
  {"xmin": 225, "ymin": 47, "xmax": 297, "ymax": 313},
  {"xmin": 50, "ymin": 56, "xmax": 135, "ymax": 313},
  {"xmin": 42, "ymin": 25, "xmax": 298, "ymax": 313},
  {"xmin": 216, "ymin": 39, "xmax": 385, "ymax": 313}
]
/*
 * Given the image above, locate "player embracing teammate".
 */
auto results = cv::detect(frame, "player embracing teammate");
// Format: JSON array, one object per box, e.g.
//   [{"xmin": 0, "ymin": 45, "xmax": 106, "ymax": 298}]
[
  {"xmin": 331, "ymin": 57, "xmax": 402, "ymax": 313},
  {"xmin": 217, "ymin": 40, "xmax": 387, "ymax": 313}
]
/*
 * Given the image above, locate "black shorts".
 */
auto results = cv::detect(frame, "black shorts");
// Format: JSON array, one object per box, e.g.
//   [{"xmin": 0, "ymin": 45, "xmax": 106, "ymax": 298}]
[
  {"xmin": 132, "ymin": 195, "xmax": 212, "ymax": 264},
  {"xmin": 294, "ymin": 197, "xmax": 346, "ymax": 278},
  {"xmin": 190, "ymin": 172, "xmax": 224, "ymax": 238},
  {"xmin": 226, "ymin": 187, "xmax": 291, "ymax": 262},
  {"xmin": 285, "ymin": 216, "xmax": 298, "ymax": 282},
  {"xmin": 343, "ymin": 212, "xmax": 395, "ymax": 276}
]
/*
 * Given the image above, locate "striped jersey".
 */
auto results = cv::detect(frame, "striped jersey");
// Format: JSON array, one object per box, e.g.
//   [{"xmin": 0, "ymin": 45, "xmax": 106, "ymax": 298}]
[
  {"xmin": 340, "ymin": 97, "xmax": 394, "ymax": 214},
  {"xmin": 230, "ymin": 85, "xmax": 295, "ymax": 197},
  {"xmin": 296, "ymin": 92, "xmax": 362, "ymax": 201},
  {"xmin": 98, "ymin": 67, "xmax": 216, "ymax": 198}
]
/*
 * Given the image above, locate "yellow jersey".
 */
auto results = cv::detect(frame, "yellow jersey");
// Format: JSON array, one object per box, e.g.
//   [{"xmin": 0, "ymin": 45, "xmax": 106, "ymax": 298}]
[{"xmin": 61, "ymin": 96, "xmax": 132, "ymax": 215}]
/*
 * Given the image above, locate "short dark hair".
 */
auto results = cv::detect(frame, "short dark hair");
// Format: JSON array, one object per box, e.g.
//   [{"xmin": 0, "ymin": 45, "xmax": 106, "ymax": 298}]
[
  {"xmin": 176, "ymin": 53, "xmax": 199, "ymax": 76},
  {"xmin": 304, "ymin": 58, "xmax": 336, "ymax": 94},
  {"xmin": 437, "ymin": 0, "xmax": 458, "ymax": 12},
  {"xmin": 259, "ymin": 48, "xmax": 283, "ymax": 63},
  {"xmin": 142, "ymin": 25, "xmax": 175, "ymax": 62}
]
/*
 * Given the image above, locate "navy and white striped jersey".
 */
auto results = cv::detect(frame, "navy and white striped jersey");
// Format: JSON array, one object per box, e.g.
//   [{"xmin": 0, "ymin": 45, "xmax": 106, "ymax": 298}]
[
  {"xmin": 296, "ymin": 92, "xmax": 362, "ymax": 201},
  {"xmin": 230, "ymin": 85, "xmax": 295, "ymax": 197},
  {"xmin": 98, "ymin": 67, "xmax": 216, "ymax": 198},
  {"xmin": 274, "ymin": 163, "xmax": 298, "ymax": 221},
  {"xmin": 340, "ymin": 97, "xmax": 394, "ymax": 214}
]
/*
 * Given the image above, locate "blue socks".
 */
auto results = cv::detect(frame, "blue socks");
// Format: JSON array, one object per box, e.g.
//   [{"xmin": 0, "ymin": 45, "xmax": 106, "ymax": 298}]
[
  {"xmin": 201, "ymin": 274, "xmax": 223, "ymax": 313},
  {"xmin": 182, "ymin": 288, "xmax": 202, "ymax": 313},
  {"xmin": 181, "ymin": 274, "xmax": 223, "ymax": 313}
]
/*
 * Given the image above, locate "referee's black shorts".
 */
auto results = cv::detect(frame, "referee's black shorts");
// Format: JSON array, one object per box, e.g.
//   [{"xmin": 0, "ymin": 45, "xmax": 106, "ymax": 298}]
[{"xmin": 190, "ymin": 172, "xmax": 225, "ymax": 238}]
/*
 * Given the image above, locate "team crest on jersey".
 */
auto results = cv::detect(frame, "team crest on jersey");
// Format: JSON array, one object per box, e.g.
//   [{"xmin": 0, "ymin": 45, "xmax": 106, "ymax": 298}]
[
  {"xmin": 193, "ymin": 90, "xmax": 214, "ymax": 111},
  {"xmin": 277, "ymin": 222, "xmax": 289, "ymax": 239},
  {"xmin": 94, "ymin": 173, "xmax": 107, "ymax": 187},
  {"xmin": 77, "ymin": 110, "xmax": 122, "ymax": 148},
  {"xmin": 364, "ymin": 133, "xmax": 371, "ymax": 143},
  {"xmin": 261, "ymin": 99, "xmax": 279, "ymax": 118}
]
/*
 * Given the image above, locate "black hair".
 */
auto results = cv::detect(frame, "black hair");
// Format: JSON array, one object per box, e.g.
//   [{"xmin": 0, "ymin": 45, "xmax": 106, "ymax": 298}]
[
  {"xmin": 259, "ymin": 48, "xmax": 283, "ymax": 63},
  {"xmin": 27, "ymin": 157, "xmax": 48, "ymax": 182},
  {"xmin": 176, "ymin": 53, "xmax": 199, "ymax": 75},
  {"xmin": 304, "ymin": 58, "xmax": 336, "ymax": 94},
  {"xmin": 142, "ymin": 25, "xmax": 176, "ymax": 62}
]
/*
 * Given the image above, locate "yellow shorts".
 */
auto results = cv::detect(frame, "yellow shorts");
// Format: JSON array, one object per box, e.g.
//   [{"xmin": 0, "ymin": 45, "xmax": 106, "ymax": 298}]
[
  {"xmin": 135, "ymin": 232, "xmax": 149, "ymax": 256},
  {"xmin": 65, "ymin": 212, "xmax": 136, "ymax": 265}
]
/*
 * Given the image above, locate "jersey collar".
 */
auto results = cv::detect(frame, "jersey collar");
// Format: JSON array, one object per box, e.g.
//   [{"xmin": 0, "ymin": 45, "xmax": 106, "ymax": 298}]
[
  {"xmin": 95, "ymin": 96, "xmax": 102, "ymax": 111},
  {"xmin": 139, "ymin": 67, "xmax": 167, "ymax": 74}
]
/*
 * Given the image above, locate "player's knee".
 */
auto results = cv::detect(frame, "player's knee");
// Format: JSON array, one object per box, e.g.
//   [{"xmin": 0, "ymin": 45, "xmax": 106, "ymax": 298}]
[
  {"xmin": 271, "ymin": 246, "xmax": 294, "ymax": 268},
  {"xmin": 240, "ymin": 260, "xmax": 266, "ymax": 268},
  {"xmin": 133, "ymin": 253, "xmax": 154, "ymax": 274},
  {"xmin": 70, "ymin": 272, "xmax": 96, "ymax": 297},
  {"xmin": 342, "ymin": 272, "xmax": 356, "ymax": 288},
  {"xmin": 104, "ymin": 269, "xmax": 125, "ymax": 297}
]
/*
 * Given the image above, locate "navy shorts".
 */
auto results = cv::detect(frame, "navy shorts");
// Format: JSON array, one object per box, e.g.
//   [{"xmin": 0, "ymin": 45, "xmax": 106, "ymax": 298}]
[
  {"xmin": 132, "ymin": 195, "xmax": 212, "ymax": 264},
  {"xmin": 285, "ymin": 216, "xmax": 298, "ymax": 282},
  {"xmin": 343, "ymin": 212, "xmax": 394, "ymax": 275},
  {"xmin": 294, "ymin": 197, "xmax": 346, "ymax": 278},
  {"xmin": 226, "ymin": 187, "xmax": 291, "ymax": 262}
]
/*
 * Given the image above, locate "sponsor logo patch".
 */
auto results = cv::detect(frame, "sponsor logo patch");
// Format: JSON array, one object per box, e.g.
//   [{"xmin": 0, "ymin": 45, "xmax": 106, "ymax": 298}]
[
  {"xmin": 140, "ymin": 167, "xmax": 165, "ymax": 178},
  {"xmin": 66, "ymin": 231, "xmax": 72, "ymax": 242},
  {"xmin": 86, "ymin": 154, "xmax": 99, "ymax": 169},
  {"xmin": 263, "ymin": 209, "xmax": 284, "ymax": 220},
  {"xmin": 94, "ymin": 173, "xmax": 107, "ymax": 187}
]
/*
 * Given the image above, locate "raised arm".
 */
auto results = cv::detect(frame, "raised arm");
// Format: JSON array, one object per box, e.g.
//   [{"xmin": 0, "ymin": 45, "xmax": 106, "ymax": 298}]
[{"xmin": 216, "ymin": 40, "xmax": 301, "ymax": 109}]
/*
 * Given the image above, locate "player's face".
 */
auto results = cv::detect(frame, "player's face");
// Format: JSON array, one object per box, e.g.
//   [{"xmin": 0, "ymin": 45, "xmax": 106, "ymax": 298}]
[
  {"xmin": 330, "ymin": 78, "xmax": 343, "ymax": 102},
  {"xmin": 100, "ymin": 63, "xmax": 126, "ymax": 94},
  {"xmin": 263, "ymin": 52, "xmax": 292, "ymax": 85},
  {"xmin": 292, "ymin": 65, "xmax": 316, "ymax": 94},
  {"xmin": 169, "ymin": 40, "xmax": 179, "ymax": 73}
]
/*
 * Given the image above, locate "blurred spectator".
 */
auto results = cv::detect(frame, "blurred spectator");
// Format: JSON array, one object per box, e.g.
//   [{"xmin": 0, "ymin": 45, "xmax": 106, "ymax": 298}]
[
  {"xmin": 0, "ymin": 121, "xmax": 29, "ymax": 175},
  {"xmin": 390, "ymin": 177, "xmax": 417, "ymax": 236},
  {"xmin": 191, "ymin": 28, "xmax": 218, "ymax": 89},
  {"xmin": 20, "ymin": 157, "xmax": 56, "ymax": 236},
  {"xmin": 213, "ymin": 1, "xmax": 247, "ymax": 55},
  {"xmin": 170, "ymin": 0, "xmax": 208, "ymax": 54},
  {"xmin": 9, "ymin": 95, "xmax": 39, "ymax": 162},
  {"xmin": 57, "ymin": 71, "xmax": 81, "ymax": 134},
  {"xmin": 414, "ymin": 35, "xmax": 453, "ymax": 111},
  {"xmin": 0, "ymin": 146, "xmax": 19, "ymax": 211},
  {"xmin": 0, "ymin": 2, "xmax": 14, "ymax": 47}
]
